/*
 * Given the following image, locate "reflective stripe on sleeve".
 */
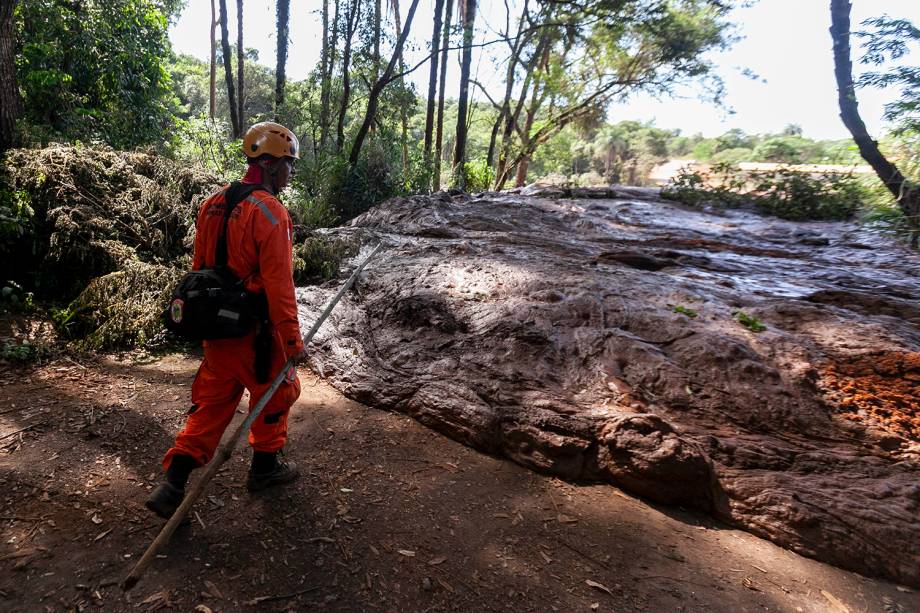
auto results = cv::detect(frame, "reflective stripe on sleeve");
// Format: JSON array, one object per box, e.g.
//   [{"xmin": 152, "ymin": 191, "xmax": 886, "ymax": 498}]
[{"xmin": 245, "ymin": 195, "xmax": 279, "ymax": 226}]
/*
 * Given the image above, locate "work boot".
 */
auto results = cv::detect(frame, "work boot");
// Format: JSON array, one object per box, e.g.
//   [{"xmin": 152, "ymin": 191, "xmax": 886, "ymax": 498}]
[
  {"xmin": 145, "ymin": 482, "xmax": 185, "ymax": 519},
  {"xmin": 247, "ymin": 455, "xmax": 299, "ymax": 492}
]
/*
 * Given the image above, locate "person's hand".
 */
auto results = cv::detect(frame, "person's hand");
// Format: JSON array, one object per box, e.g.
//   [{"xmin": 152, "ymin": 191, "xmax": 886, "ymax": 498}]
[{"xmin": 294, "ymin": 345, "xmax": 309, "ymax": 364}]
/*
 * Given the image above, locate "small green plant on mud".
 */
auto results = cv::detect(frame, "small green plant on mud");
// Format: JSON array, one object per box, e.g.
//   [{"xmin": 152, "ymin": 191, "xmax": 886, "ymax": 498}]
[
  {"xmin": 673, "ymin": 305, "xmax": 698, "ymax": 318},
  {"xmin": 0, "ymin": 339, "xmax": 40, "ymax": 363},
  {"xmin": 734, "ymin": 310, "xmax": 767, "ymax": 332}
]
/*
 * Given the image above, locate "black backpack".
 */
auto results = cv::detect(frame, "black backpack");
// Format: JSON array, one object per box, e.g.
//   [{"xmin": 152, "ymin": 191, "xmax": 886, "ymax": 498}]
[{"xmin": 163, "ymin": 183, "xmax": 269, "ymax": 340}]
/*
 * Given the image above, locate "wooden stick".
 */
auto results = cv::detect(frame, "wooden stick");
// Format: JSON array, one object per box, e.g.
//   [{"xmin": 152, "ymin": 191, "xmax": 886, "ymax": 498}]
[{"xmin": 122, "ymin": 243, "xmax": 382, "ymax": 591}]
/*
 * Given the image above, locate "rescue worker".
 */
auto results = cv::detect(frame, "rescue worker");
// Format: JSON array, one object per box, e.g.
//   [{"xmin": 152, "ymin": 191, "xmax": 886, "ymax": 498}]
[{"xmin": 146, "ymin": 122, "xmax": 305, "ymax": 518}]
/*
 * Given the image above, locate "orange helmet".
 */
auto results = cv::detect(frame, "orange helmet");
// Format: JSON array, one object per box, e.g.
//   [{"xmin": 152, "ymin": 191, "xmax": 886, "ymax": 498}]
[{"xmin": 242, "ymin": 122, "xmax": 300, "ymax": 159}]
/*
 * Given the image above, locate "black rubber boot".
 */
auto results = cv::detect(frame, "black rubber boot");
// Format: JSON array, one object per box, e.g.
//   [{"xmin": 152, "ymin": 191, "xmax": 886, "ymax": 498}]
[
  {"xmin": 247, "ymin": 451, "xmax": 299, "ymax": 492},
  {"xmin": 145, "ymin": 455, "xmax": 196, "ymax": 518},
  {"xmin": 145, "ymin": 482, "xmax": 185, "ymax": 518}
]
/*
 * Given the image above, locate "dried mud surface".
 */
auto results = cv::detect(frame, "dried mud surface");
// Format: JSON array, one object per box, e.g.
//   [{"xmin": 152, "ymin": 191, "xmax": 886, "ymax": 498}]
[{"xmin": 297, "ymin": 188, "xmax": 920, "ymax": 587}]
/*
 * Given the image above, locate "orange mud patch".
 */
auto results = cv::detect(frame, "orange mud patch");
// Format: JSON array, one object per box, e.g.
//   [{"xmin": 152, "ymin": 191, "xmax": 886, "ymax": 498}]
[{"xmin": 821, "ymin": 352, "xmax": 920, "ymax": 441}]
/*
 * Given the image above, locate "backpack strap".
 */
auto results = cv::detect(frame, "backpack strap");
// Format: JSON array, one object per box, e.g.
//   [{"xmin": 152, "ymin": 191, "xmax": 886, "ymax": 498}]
[{"xmin": 215, "ymin": 181, "xmax": 261, "ymax": 268}]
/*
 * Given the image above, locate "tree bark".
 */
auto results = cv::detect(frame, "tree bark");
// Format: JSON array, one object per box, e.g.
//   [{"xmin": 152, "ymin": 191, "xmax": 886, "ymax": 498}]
[
  {"xmin": 275, "ymin": 0, "xmax": 290, "ymax": 116},
  {"xmin": 349, "ymin": 0, "xmax": 421, "ymax": 166},
  {"xmin": 829, "ymin": 0, "xmax": 919, "ymax": 246},
  {"xmin": 218, "ymin": 0, "xmax": 240, "ymax": 137},
  {"xmin": 432, "ymin": 0, "xmax": 452, "ymax": 192},
  {"xmin": 423, "ymin": 0, "xmax": 445, "ymax": 170},
  {"xmin": 236, "ymin": 0, "xmax": 244, "ymax": 132},
  {"xmin": 487, "ymin": 7, "xmax": 531, "ymax": 173},
  {"xmin": 209, "ymin": 0, "xmax": 217, "ymax": 120},
  {"xmin": 392, "ymin": 0, "xmax": 409, "ymax": 176},
  {"xmin": 0, "ymin": 0, "xmax": 17, "ymax": 152},
  {"xmin": 320, "ymin": 0, "xmax": 330, "ymax": 150},
  {"xmin": 452, "ymin": 0, "xmax": 478, "ymax": 189},
  {"xmin": 336, "ymin": 0, "xmax": 360, "ymax": 152},
  {"xmin": 373, "ymin": 0, "xmax": 381, "ymax": 83}
]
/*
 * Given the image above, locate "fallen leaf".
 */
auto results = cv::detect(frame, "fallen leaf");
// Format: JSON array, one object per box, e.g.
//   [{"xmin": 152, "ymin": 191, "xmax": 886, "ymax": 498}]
[
  {"xmin": 194, "ymin": 606, "xmax": 213, "ymax": 613},
  {"xmin": 397, "ymin": 549, "xmax": 416, "ymax": 557},
  {"xmin": 896, "ymin": 586, "xmax": 912, "ymax": 594},
  {"xmin": 493, "ymin": 513, "xmax": 511, "ymax": 519},
  {"xmin": 427, "ymin": 556, "xmax": 447, "ymax": 566},
  {"xmin": 91, "ymin": 514, "xmax": 102, "ymax": 525},
  {"xmin": 820, "ymin": 590, "xmax": 850, "ymax": 613},
  {"xmin": 436, "ymin": 577, "xmax": 455, "ymax": 593},
  {"xmin": 204, "ymin": 580, "xmax": 223, "ymax": 599},
  {"xmin": 540, "ymin": 551, "xmax": 553, "ymax": 564},
  {"xmin": 139, "ymin": 590, "xmax": 169, "ymax": 606},
  {"xmin": 590, "ymin": 604, "xmax": 600, "ymax": 611},
  {"xmin": 93, "ymin": 528, "xmax": 113, "ymax": 542},
  {"xmin": 558, "ymin": 514, "xmax": 578, "ymax": 524},
  {"xmin": 742, "ymin": 577, "xmax": 759, "ymax": 591},
  {"xmin": 585, "ymin": 579, "xmax": 612, "ymax": 595}
]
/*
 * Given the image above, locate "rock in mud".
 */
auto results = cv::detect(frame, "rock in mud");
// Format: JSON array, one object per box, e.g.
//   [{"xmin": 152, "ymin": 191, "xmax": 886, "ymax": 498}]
[{"xmin": 298, "ymin": 189, "xmax": 920, "ymax": 587}]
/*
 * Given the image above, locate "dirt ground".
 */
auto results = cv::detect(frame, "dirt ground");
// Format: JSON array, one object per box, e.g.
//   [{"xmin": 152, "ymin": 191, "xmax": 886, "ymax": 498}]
[{"xmin": 0, "ymin": 353, "xmax": 916, "ymax": 612}]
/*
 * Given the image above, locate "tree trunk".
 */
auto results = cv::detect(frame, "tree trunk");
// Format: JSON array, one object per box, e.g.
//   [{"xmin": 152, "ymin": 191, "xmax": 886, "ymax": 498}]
[
  {"xmin": 452, "ymin": 0, "xmax": 478, "ymax": 189},
  {"xmin": 209, "ymin": 0, "xmax": 217, "ymax": 120},
  {"xmin": 236, "ymin": 0, "xmax": 244, "ymax": 132},
  {"xmin": 349, "ymin": 0, "xmax": 421, "ymax": 166},
  {"xmin": 274, "ymin": 0, "xmax": 290, "ymax": 116},
  {"xmin": 392, "ymin": 0, "xmax": 409, "ymax": 176},
  {"xmin": 423, "ymin": 0, "xmax": 445, "ymax": 170},
  {"xmin": 829, "ymin": 0, "xmax": 919, "ymax": 246},
  {"xmin": 433, "ymin": 0, "xmax": 452, "ymax": 192},
  {"xmin": 320, "ymin": 0, "xmax": 330, "ymax": 150},
  {"xmin": 0, "ymin": 0, "xmax": 17, "ymax": 152},
  {"xmin": 487, "ymin": 8, "xmax": 531, "ymax": 174},
  {"xmin": 218, "ymin": 0, "xmax": 240, "ymax": 137},
  {"xmin": 373, "ymin": 0, "xmax": 380, "ymax": 83},
  {"xmin": 336, "ymin": 0, "xmax": 360, "ymax": 152}
]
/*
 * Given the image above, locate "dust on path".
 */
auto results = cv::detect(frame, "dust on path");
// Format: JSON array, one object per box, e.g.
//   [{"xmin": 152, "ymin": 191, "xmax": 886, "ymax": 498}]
[{"xmin": 0, "ymin": 354, "xmax": 916, "ymax": 612}]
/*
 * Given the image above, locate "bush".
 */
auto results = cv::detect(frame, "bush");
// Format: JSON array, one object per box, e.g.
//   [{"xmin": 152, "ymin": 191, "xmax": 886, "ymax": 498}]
[
  {"xmin": 662, "ymin": 163, "xmax": 862, "ymax": 221},
  {"xmin": 293, "ymin": 235, "xmax": 359, "ymax": 285},
  {"xmin": 463, "ymin": 158, "xmax": 492, "ymax": 192}
]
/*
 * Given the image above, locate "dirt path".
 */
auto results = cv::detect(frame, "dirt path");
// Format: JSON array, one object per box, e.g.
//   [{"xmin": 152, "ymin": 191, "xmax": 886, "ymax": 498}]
[{"xmin": 0, "ymin": 354, "xmax": 916, "ymax": 612}]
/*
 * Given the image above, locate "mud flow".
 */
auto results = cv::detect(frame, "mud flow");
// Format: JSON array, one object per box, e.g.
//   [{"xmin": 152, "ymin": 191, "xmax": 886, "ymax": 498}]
[{"xmin": 298, "ymin": 188, "xmax": 920, "ymax": 587}]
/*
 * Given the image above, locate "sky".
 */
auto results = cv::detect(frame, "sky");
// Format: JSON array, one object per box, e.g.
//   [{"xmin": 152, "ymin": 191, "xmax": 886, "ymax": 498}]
[{"xmin": 168, "ymin": 0, "xmax": 920, "ymax": 141}]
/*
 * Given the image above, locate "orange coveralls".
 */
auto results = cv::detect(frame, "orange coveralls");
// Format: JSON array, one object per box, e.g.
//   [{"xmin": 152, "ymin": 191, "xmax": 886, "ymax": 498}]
[{"xmin": 162, "ymin": 186, "xmax": 304, "ymax": 470}]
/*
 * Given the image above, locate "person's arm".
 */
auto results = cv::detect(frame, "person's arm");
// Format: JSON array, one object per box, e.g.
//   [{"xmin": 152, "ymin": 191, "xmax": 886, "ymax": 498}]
[{"xmin": 253, "ymin": 198, "xmax": 303, "ymax": 358}]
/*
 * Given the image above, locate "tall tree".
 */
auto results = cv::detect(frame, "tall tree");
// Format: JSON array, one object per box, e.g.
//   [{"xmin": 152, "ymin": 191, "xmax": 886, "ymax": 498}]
[
  {"xmin": 392, "ymin": 0, "xmax": 409, "ymax": 175},
  {"xmin": 218, "ymin": 0, "xmax": 240, "ymax": 137},
  {"xmin": 275, "ymin": 0, "xmax": 290, "ymax": 115},
  {"xmin": 451, "ymin": 0, "xmax": 478, "ymax": 189},
  {"xmin": 236, "ymin": 0, "xmax": 244, "ymax": 131},
  {"xmin": 209, "ymin": 0, "xmax": 217, "ymax": 119},
  {"xmin": 423, "ymin": 0, "xmax": 446, "ymax": 173},
  {"xmin": 432, "ymin": 0, "xmax": 453, "ymax": 192},
  {"xmin": 830, "ymin": 0, "xmax": 919, "ymax": 247},
  {"xmin": 0, "ymin": 0, "xmax": 17, "ymax": 152},
  {"xmin": 336, "ymin": 0, "xmax": 361, "ymax": 151},
  {"xmin": 349, "ymin": 0, "xmax": 421, "ymax": 166},
  {"xmin": 320, "ymin": 0, "xmax": 330, "ymax": 148}
]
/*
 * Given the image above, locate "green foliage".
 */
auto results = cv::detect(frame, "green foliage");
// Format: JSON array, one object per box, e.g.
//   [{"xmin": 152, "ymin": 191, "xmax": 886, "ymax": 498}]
[
  {"xmin": 662, "ymin": 164, "xmax": 862, "ymax": 221},
  {"xmin": 14, "ymin": 0, "xmax": 179, "ymax": 149},
  {"xmin": 463, "ymin": 159, "xmax": 492, "ymax": 193},
  {"xmin": 293, "ymin": 235, "xmax": 358, "ymax": 285},
  {"xmin": 734, "ymin": 311, "xmax": 767, "ymax": 333},
  {"xmin": 857, "ymin": 16, "xmax": 920, "ymax": 133},
  {"xmin": 0, "ymin": 339, "xmax": 40, "ymax": 363},
  {"xmin": 673, "ymin": 305, "xmax": 698, "ymax": 318},
  {"xmin": 168, "ymin": 115, "xmax": 246, "ymax": 180},
  {"xmin": 1, "ymin": 281, "xmax": 35, "ymax": 313},
  {"xmin": 59, "ymin": 260, "xmax": 184, "ymax": 350}
]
